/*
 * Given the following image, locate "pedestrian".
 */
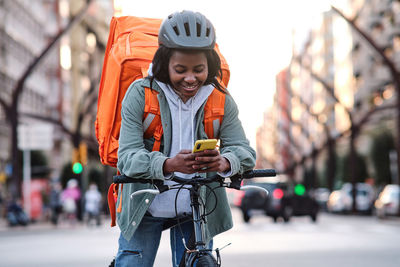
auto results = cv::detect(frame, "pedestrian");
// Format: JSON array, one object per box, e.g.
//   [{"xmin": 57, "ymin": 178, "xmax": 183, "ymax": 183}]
[
  {"xmin": 49, "ymin": 181, "xmax": 63, "ymax": 225},
  {"xmin": 6, "ymin": 197, "xmax": 29, "ymax": 227},
  {"xmin": 61, "ymin": 179, "xmax": 81, "ymax": 223},
  {"xmin": 0, "ymin": 183, "xmax": 5, "ymax": 218},
  {"xmin": 115, "ymin": 10, "xmax": 255, "ymax": 267},
  {"xmin": 84, "ymin": 183, "xmax": 102, "ymax": 226}
]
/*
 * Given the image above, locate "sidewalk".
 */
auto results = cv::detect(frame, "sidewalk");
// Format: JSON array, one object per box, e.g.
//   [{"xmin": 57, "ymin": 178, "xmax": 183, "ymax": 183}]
[
  {"xmin": 0, "ymin": 218, "xmax": 78, "ymax": 232},
  {"xmin": 0, "ymin": 216, "xmax": 111, "ymax": 233}
]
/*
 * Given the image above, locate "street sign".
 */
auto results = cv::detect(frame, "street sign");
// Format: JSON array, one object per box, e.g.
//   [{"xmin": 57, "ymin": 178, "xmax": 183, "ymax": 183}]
[{"xmin": 18, "ymin": 124, "xmax": 54, "ymax": 150}]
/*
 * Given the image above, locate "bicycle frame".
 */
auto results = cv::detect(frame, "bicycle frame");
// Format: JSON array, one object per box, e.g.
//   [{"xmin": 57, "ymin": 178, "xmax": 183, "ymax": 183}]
[{"xmin": 184, "ymin": 181, "xmax": 216, "ymax": 266}]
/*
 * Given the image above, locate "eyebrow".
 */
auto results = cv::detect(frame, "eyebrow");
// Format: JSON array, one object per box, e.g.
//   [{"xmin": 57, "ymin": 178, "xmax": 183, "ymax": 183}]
[{"xmin": 174, "ymin": 64, "xmax": 206, "ymax": 69}]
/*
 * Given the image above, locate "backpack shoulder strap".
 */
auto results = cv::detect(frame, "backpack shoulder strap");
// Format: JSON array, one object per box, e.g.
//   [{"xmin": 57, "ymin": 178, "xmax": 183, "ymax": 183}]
[
  {"xmin": 143, "ymin": 87, "xmax": 163, "ymax": 151},
  {"xmin": 143, "ymin": 87, "xmax": 226, "ymax": 151},
  {"xmin": 204, "ymin": 89, "xmax": 226, "ymax": 139}
]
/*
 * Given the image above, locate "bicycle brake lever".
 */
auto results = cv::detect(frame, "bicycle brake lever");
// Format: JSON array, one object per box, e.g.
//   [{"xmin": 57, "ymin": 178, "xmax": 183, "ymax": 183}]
[
  {"xmin": 216, "ymin": 242, "xmax": 231, "ymax": 251},
  {"xmin": 157, "ymin": 184, "xmax": 170, "ymax": 193},
  {"xmin": 130, "ymin": 189, "xmax": 160, "ymax": 198},
  {"xmin": 229, "ymin": 178, "xmax": 243, "ymax": 190},
  {"xmin": 240, "ymin": 185, "xmax": 269, "ymax": 195}
]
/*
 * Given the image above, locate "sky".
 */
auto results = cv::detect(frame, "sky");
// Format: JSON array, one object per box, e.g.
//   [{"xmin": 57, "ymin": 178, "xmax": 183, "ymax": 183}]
[{"xmin": 114, "ymin": 0, "xmax": 334, "ymax": 147}]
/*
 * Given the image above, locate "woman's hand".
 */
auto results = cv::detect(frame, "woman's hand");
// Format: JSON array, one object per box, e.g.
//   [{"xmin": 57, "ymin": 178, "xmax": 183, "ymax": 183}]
[
  {"xmin": 163, "ymin": 149, "xmax": 231, "ymax": 175},
  {"xmin": 192, "ymin": 149, "xmax": 231, "ymax": 173},
  {"xmin": 163, "ymin": 150, "xmax": 197, "ymax": 174}
]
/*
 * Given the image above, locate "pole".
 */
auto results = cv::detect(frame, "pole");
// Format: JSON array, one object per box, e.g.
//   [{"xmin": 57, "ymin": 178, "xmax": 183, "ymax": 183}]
[{"xmin": 23, "ymin": 149, "xmax": 31, "ymax": 220}]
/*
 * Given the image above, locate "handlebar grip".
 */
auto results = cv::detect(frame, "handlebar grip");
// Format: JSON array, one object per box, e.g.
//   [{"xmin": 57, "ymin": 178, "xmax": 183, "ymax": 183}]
[
  {"xmin": 113, "ymin": 175, "xmax": 163, "ymax": 185},
  {"xmin": 113, "ymin": 175, "xmax": 131, "ymax": 184},
  {"xmin": 242, "ymin": 169, "xmax": 276, "ymax": 178}
]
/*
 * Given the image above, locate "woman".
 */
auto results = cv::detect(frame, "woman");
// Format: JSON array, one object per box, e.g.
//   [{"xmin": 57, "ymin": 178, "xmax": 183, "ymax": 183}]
[{"xmin": 116, "ymin": 10, "xmax": 255, "ymax": 267}]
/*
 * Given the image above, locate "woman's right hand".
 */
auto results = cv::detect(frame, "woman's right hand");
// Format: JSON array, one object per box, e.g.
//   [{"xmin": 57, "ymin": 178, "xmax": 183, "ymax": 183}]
[{"xmin": 163, "ymin": 150, "xmax": 197, "ymax": 174}]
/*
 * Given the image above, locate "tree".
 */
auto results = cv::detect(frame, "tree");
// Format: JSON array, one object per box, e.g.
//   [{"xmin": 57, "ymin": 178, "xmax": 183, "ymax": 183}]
[
  {"xmin": 295, "ymin": 52, "xmax": 395, "ymax": 212},
  {"xmin": 60, "ymin": 162, "xmax": 75, "ymax": 189},
  {"xmin": 370, "ymin": 130, "xmax": 395, "ymax": 185},
  {"xmin": 288, "ymin": 86, "xmax": 337, "ymax": 191},
  {"xmin": 17, "ymin": 150, "xmax": 51, "ymax": 178},
  {"xmin": 0, "ymin": 0, "xmax": 94, "ymax": 198},
  {"xmin": 338, "ymin": 152, "xmax": 368, "ymax": 184},
  {"xmin": 332, "ymin": 5, "xmax": 400, "ymax": 213}
]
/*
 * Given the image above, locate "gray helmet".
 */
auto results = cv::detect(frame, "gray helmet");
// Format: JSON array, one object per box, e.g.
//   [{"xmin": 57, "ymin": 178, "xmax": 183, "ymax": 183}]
[{"xmin": 158, "ymin": 10, "xmax": 216, "ymax": 50}]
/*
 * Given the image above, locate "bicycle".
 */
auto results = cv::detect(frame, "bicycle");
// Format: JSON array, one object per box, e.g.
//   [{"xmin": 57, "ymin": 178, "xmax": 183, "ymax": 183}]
[{"xmin": 109, "ymin": 169, "xmax": 276, "ymax": 267}]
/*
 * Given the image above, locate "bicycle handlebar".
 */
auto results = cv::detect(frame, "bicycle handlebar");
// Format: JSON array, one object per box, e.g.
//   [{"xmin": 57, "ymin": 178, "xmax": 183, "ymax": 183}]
[
  {"xmin": 113, "ymin": 169, "xmax": 276, "ymax": 186},
  {"xmin": 241, "ymin": 169, "xmax": 276, "ymax": 178}
]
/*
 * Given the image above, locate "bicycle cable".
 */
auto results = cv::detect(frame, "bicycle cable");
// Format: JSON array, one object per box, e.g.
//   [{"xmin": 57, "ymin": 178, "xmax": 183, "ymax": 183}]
[{"xmin": 171, "ymin": 178, "xmax": 219, "ymax": 252}]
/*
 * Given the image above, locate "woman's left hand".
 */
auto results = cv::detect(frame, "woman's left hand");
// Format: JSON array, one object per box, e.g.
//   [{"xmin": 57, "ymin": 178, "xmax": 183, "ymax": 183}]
[{"xmin": 192, "ymin": 149, "xmax": 231, "ymax": 173}]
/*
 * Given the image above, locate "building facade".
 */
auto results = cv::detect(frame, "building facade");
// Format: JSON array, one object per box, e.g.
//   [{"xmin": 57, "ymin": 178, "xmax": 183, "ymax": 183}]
[
  {"xmin": 257, "ymin": 0, "xmax": 399, "ymax": 186},
  {"xmin": 0, "ymin": 0, "xmax": 61, "ymax": 178},
  {"xmin": 0, "ymin": 0, "xmax": 113, "ymax": 187}
]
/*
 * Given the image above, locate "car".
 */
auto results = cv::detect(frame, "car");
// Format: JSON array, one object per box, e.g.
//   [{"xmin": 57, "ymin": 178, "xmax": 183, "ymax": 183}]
[
  {"xmin": 374, "ymin": 184, "xmax": 400, "ymax": 218},
  {"xmin": 327, "ymin": 183, "xmax": 375, "ymax": 214},
  {"xmin": 239, "ymin": 181, "xmax": 281, "ymax": 222},
  {"xmin": 239, "ymin": 180, "xmax": 319, "ymax": 223},
  {"xmin": 313, "ymin": 187, "xmax": 331, "ymax": 211},
  {"xmin": 282, "ymin": 193, "xmax": 319, "ymax": 222}
]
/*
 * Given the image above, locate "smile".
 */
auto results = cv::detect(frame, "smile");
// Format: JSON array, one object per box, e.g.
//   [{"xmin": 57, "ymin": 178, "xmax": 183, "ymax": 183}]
[{"xmin": 181, "ymin": 83, "xmax": 200, "ymax": 91}]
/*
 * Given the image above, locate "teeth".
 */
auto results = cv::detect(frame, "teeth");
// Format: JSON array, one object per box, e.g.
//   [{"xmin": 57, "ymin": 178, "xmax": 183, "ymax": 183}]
[{"xmin": 184, "ymin": 85, "xmax": 197, "ymax": 89}]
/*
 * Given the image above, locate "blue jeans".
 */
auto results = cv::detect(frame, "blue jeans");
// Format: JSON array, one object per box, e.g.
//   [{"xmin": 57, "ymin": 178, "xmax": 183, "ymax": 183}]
[{"xmin": 115, "ymin": 214, "xmax": 212, "ymax": 267}]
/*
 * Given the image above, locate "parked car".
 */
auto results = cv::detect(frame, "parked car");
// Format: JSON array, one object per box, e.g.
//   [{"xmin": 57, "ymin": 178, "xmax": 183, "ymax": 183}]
[
  {"xmin": 240, "ymin": 181, "xmax": 319, "ymax": 223},
  {"xmin": 313, "ymin": 187, "xmax": 330, "ymax": 211},
  {"xmin": 327, "ymin": 183, "xmax": 375, "ymax": 214},
  {"xmin": 375, "ymin": 184, "xmax": 400, "ymax": 218}
]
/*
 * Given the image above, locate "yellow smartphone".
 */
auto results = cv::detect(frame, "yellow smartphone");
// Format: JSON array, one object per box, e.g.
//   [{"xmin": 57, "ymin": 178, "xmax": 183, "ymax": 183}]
[{"xmin": 192, "ymin": 139, "xmax": 218, "ymax": 153}]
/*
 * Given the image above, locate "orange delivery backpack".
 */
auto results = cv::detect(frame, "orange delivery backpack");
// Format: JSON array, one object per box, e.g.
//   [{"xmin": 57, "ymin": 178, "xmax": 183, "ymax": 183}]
[{"xmin": 95, "ymin": 16, "xmax": 230, "ymax": 226}]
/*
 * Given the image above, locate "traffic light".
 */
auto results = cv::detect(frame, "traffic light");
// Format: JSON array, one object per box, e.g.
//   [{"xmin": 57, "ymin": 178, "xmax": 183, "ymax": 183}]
[
  {"xmin": 79, "ymin": 143, "xmax": 87, "ymax": 165},
  {"xmin": 72, "ymin": 142, "xmax": 87, "ymax": 174},
  {"xmin": 294, "ymin": 184, "xmax": 306, "ymax": 196},
  {"xmin": 72, "ymin": 162, "xmax": 83, "ymax": 174}
]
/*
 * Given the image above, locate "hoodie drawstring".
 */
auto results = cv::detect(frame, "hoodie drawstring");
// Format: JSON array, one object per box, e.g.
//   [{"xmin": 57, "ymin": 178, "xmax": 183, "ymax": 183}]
[
  {"xmin": 178, "ymin": 100, "xmax": 182, "ymax": 151},
  {"xmin": 191, "ymin": 97, "xmax": 195, "ymax": 148},
  {"xmin": 178, "ymin": 97, "xmax": 195, "ymax": 150}
]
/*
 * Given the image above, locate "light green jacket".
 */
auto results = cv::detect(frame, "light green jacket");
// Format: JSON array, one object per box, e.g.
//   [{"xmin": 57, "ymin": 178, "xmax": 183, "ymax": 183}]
[{"xmin": 117, "ymin": 78, "xmax": 256, "ymax": 241}]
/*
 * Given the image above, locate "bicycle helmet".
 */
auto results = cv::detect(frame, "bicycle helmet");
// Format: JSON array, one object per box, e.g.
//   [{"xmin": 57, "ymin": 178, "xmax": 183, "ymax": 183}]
[{"xmin": 158, "ymin": 10, "xmax": 216, "ymax": 50}]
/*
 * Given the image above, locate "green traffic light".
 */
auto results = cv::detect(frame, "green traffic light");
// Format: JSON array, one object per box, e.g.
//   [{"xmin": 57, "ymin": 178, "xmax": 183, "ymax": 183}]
[
  {"xmin": 72, "ymin": 162, "xmax": 83, "ymax": 174},
  {"xmin": 294, "ymin": 184, "xmax": 306, "ymax": 196}
]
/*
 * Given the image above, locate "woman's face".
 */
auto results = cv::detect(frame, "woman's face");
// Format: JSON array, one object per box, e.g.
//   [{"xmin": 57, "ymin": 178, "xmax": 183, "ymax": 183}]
[{"xmin": 168, "ymin": 50, "xmax": 208, "ymax": 103}]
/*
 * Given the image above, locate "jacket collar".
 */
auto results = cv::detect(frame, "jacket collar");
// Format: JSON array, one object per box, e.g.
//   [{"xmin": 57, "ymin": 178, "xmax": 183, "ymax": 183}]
[{"xmin": 141, "ymin": 77, "xmax": 162, "ymax": 93}]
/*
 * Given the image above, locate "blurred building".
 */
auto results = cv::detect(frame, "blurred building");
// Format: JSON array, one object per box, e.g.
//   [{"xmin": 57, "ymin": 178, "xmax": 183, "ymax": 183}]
[
  {"xmin": 257, "ymin": 0, "xmax": 399, "ymax": 186},
  {"xmin": 257, "ymin": 69, "xmax": 293, "ymax": 172},
  {"xmin": 66, "ymin": 0, "xmax": 112, "ymax": 190},
  {"xmin": 0, "ymin": 0, "xmax": 113, "ymax": 186},
  {"xmin": 255, "ymin": 107, "xmax": 277, "ymax": 169},
  {"xmin": 350, "ymin": 0, "xmax": 399, "ymax": 154},
  {"xmin": 0, "ymin": 0, "xmax": 61, "ymax": 177}
]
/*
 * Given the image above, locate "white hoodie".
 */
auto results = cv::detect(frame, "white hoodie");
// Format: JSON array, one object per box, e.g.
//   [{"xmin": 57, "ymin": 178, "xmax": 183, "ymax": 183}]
[{"xmin": 147, "ymin": 79, "xmax": 214, "ymax": 218}]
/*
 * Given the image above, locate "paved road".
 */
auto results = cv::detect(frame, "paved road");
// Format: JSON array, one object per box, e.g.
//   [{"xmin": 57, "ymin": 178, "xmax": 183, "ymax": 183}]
[{"xmin": 1, "ymin": 209, "xmax": 400, "ymax": 267}]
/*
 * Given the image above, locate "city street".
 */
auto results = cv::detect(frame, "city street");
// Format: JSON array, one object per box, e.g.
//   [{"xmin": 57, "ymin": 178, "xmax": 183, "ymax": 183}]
[
  {"xmin": 1, "ymin": 1, "xmax": 400, "ymax": 267},
  {"xmin": 1, "ymin": 209, "xmax": 400, "ymax": 267}
]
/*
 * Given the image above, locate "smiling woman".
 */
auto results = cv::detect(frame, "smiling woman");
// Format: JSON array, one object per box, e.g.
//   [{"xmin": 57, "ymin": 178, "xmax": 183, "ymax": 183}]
[{"xmin": 115, "ymin": 10, "xmax": 256, "ymax": 267}]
